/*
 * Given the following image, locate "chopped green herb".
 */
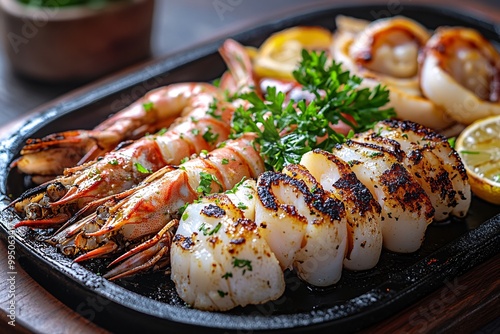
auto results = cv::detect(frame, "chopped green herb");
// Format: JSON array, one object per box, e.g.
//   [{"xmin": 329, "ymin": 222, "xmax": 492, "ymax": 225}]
[
  {"xmin": 109, "ymin": 159, "xmax": 119, "ymax": 165},
  {"xmin": 143, "ymin": 102, "xmax": 154, "ymax": 112},
  {"xmin": 156, "ymin": 128, "xmax": 167, "ymax": 136},
  {"xmin": 447, "ymin": 137, "xmax": 456, "ymax": 148},
  {"xmin": 134, "ymin": 162, "xmax": 152, "ymax": 174},
  {"xmin": 178, "ymin": 202, "xmax": 189, "ymax": 218},
  {"xmin": 198, "ymin": 222, "xmax": 222, "ymax": 236},
  {"xmin": 217, "ymin": 290, "xmax": 227, "ymax": 298},
  {"xmin": 180, "ymin": 157, "xmax": 189, "ymax": 164},
  {"xmin": 460, "ymin": 150, "xmax": 480, "ymax": 155},
  {"xmin": 237, "ymin": 202, "xmax": 248, "ymax": 210},
  {"xmin": 368, "ymin": 152, "xmax": 383, "ymax": 158},
  {"xmin": 222, "ymin": 272, "xmax": 233, "ymax": 279},
  {"xmin": 225, "ymin": 177, "xmax": 247, "ymax": 194},
  {"xmin": 210, "ymin": 222, "xmax": 222, "ymax": 235},
  {"xmin": 197, "ymin": 171, "xmax": 223, "ymax": 195},
  {"xmin": 221, "ymin": 158, "xmax": 229, "ymax": 165},
  {"xmin": 203, "ymin": 126, "xmax": 220, "ymax": 144},
  {"xmin": 207, "ymin": 99, "xmax": 223, "ymax": 120},
  {"xmin": 232, "ymin": 257, "xmax": 252, "ymax": 275},
  {"xmin": 191, "ymin": 129, "xmax": 200, "ymax": 136}
]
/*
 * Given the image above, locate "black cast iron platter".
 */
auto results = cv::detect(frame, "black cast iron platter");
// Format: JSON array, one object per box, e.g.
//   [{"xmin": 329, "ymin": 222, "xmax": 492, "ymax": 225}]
[{"xmin": 1, "ymin": 4, "xmax": 499, "ymax": 333}]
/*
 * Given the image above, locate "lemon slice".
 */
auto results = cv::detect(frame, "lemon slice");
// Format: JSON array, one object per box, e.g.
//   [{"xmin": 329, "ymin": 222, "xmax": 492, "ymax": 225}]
[
  {"xmin": 455, "ymin": 115, "xmax": 500, "ymax": 204},
  {"xmin": 253, "ymin": 26, "xmax": 333, "ymax": 80}
]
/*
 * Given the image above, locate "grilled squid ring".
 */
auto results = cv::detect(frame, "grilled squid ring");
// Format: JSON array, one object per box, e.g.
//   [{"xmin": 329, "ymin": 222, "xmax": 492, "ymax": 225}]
[
  {"xmin": 332, "ymin": 16, "xmax": 457, "ymax": 132},
  {"xmin": 420, "ymin": 26, "xmax": 500, "ymax": 125}
]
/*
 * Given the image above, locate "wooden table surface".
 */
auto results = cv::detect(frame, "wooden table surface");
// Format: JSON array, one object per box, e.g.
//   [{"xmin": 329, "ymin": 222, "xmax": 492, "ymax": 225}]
[{"xmin": 1, "ymin": 0, "xmax": 499, "ymax": 333}]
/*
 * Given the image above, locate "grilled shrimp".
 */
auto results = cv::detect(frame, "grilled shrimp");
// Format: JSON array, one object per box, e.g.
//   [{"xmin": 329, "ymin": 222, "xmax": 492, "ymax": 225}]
[
  {"xmin": 51, "ymin": 134, "xmax": 265, "ymax": 264},
  {"xmin": 331, "ymin": 16, "xmax": 456, "ymax": 132},
  {"xmin": 420, "ymin": 27, "xmax": 500, "ymax": 124},
  {"xmin": 12, "ymin": 92, "xmax": 234, "ymax": 228},
  {"xmin": 170, "ymin": 179, "xmax": 285, "ymax": 311},
  {"xmin": 11, "ymin": 39, "xmax": 256, "ymax": 229},
  {"xmin": 13, "ymin": 83, "xmax": 217, "ymax": 181}
]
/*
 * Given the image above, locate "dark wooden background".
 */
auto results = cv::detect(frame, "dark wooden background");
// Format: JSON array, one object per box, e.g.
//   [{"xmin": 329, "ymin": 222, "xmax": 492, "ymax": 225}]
[{"xmin": 0, "ymin": 0, "xmax": 499, "ymax": 333}]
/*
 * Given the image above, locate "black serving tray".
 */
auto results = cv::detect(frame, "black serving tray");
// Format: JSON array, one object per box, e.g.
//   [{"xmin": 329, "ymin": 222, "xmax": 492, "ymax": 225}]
[{"xmin": 1, "ymin": 4, "xmax": 499, "ymax": 334}]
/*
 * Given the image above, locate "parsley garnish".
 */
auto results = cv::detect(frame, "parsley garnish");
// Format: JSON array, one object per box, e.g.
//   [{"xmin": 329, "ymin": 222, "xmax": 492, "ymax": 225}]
[
  {"xmin": 221, "ymin": 158, "xmax": 229, "ymax": 165},
  {"xmin": 232, "ymin": 257, "xmax": 252, "ymax": 275},
  {"xmin": 207, "ymin": 99, "xmax": 223, "ymax": 119},
  {"xmin": 222, "ymin": 272, "xmax": 233, "ymax": 279},
  {"xmin": 156, "ymin": 128, "xmax": 167, "ymax": 136},
  {"xmin": 109, "ymin": 159, "xmax": 119, "ymax": 165},
  {"xmin": 178, "ymin": 202, "xmax": 189, "ymax": 218},
  {"xmin": 203, "ymin": 126, "xmax": 220, "ymax": 144},
  {"xmin": 225, "ymin": 177, "xmax": 246, "ymax": 194},
  {"xmin": 447, "ymin": 137, "xmax": 455, "ymax": 148},
  {"xmin": 134, "ymin": 162, "xmax": 152, "ymax": 174},
  {"xmin": 198, "ymin": 222, "xmax": 222, "ymax": 236},
  {"xmin": 197, "ymin": 172, "xmax": 223, "ymax": 195},
  {"xmin": 230, "ymin": 50, "xmax": 394, "ymax": 171},
  {"xmin": 143, "ymin": 102, "xmax": 154, "ymax": 112}
]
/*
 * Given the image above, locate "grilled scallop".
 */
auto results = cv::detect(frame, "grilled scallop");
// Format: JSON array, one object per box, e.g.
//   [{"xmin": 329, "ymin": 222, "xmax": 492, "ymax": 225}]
[
  {"xmin": 331, "ymin": 140, "xmax": 435, "ymax": 253},
  {"xmin": 255, "ymin": 171, "xmax": 348, "ymax": 286},
  {"xmin": 419, "ymin": 27, "xmax": 500, "ymax": 125},
  {"xmin": 353, "ymin": 130, "xmax": 455, "ymax": 221},
  {"xmin": 331, "ymin": 16, "xmax": 456, "ymax": 131},
  {"xmin": 171, "ymin": 181, "xmax": 284, "ymax": 311},
  {"xmin": 373, "ymin": 120, "xmax": 471, "ymax": 218},
  {"xmin": 297, "ymin": 151, "xmax": 383, "ymax": 271}
]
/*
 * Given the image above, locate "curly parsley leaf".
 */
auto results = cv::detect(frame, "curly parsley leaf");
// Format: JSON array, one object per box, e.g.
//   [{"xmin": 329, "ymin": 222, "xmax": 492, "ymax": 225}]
[{"xmin": 230, "ymin": 50, "xmax": 395, "ymax": 171}]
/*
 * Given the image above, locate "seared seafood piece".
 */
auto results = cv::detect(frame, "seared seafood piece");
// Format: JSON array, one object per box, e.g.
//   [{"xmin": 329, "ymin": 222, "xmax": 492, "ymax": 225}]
[
  {"xmin": 331, "ymin": 140, "xmax": 435, "ymax": 253},
  {"xmin": 331, "ymin": 16, "xmax": 456, "ymax": 131},
  {"xmin": 13, "ymin": 83, "xmax": 218, "ymax": 181},
  {"xmin": 12, "ymin": 38, "xmax": 257, "ymax": 228},
  {"xmin": 170, "ymin": 179, "xmax": 285, "ymax": 311},
  {"xmin": 297, "ymin": 151, "xmax": 383, "ymax": 271},
  {"xmin": 420, "ymin": 26, "xmax": 500, "ymax": 124},
  {"xmin": 255, "ymin": 170, "xmax": 347, "ymax": 286},
  {"xmin": 51, "ymin": 134, "xmax": 265, "ymax": 262},
  {"xmin": 372, "ymin": 119, "xmax": 471, "ymax": 219}
]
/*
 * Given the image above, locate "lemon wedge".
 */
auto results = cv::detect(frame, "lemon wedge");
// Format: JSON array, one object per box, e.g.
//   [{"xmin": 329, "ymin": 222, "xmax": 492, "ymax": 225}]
[
  {"xmin": 455, "ymin": 115, "xmax": 500, "ymax": 204},
  {"xmin": 253, "ymin": 26, "xmax": 333, "ymax": 80}
]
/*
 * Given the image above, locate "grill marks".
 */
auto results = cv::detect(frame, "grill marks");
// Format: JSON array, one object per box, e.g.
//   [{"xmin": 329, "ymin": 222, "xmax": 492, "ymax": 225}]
[{"xmin": 172, "ymin": 120, "xmax": 470, "ymax": 301}]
